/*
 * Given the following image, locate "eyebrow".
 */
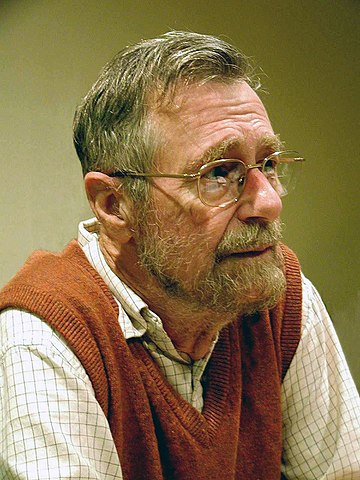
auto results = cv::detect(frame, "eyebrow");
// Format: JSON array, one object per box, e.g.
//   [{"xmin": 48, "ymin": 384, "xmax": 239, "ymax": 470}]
[
  {"xmin": 185, "ymin": 138, "xmax": 239, "ymax": 173},
  {"xmin": 258, "ymin": 134, "xmax": 285, "ymax": 155},
  {"xmin": 185, "ymin": 134, "xmax": 284, "ymax": 173}
]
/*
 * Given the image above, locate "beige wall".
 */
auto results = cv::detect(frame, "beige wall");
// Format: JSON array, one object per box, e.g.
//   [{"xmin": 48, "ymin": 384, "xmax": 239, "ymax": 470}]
[{"xmin": 1, "ymin": 0, "xmax": 359, "ymax": 387}]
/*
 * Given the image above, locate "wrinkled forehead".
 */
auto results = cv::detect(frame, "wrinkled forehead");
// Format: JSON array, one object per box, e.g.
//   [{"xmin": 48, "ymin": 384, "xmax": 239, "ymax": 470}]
[
  {"xmin": 154, "ymin": 78, "xmax": 263, "ymax": 113},
  {"xmin": 150, "ymin": 80, "xmax": 277, "ymax": 170}
]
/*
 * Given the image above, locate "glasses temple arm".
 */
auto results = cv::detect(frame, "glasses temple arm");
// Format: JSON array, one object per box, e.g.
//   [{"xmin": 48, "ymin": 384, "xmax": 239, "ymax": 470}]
[{"xmin": 108, "ymin": 171, "xmax": 199, "ymax": 179}]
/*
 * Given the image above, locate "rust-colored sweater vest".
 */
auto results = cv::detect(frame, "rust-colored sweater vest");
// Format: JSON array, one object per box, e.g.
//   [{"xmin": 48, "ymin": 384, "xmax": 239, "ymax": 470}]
[{"xmin": 0, "ymin": 241, "xmax": 302, "ymax": 480}]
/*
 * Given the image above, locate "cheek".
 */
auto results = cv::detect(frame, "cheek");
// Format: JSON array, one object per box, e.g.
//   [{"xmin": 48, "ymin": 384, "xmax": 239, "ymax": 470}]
[
  {"xmin": 186, "ymin": 206, "xmax": 237, "ymax": 259},
  {"xmin": 188, "ymin": 201, "xmax": 236, "ymax": 234},
  {"xmin": 152, "ymin": 183, "xmax": 235, "ymax": 250}
]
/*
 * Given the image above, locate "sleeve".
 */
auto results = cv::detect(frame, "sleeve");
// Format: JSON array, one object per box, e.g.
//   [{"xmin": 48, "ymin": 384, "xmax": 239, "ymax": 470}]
[
  {"xmin": 281, "ymin": 275, "xmax": 360, "ymax": 480},
  {"xmin": 0, "ymin": 308, "xmax": 123, "ymax": 480}
]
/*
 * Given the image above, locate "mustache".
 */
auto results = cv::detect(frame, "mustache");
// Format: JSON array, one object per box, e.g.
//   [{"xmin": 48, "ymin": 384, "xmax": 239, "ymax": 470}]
[{"xmin": 215, "ymin": 220, "xmax": 283, "ymax": 261}]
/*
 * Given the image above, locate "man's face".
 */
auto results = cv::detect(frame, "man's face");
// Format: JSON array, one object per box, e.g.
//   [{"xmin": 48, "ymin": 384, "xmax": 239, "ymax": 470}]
[{"xmin": 132, "ymin": 81, "xmax": 285, "ymax": 316}]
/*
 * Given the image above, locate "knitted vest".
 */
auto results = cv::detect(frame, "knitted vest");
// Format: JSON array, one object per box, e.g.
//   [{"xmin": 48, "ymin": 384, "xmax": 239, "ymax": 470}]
[{"xmin": 0, "ymin": 241, "xmax": 302, "ymax": 480}]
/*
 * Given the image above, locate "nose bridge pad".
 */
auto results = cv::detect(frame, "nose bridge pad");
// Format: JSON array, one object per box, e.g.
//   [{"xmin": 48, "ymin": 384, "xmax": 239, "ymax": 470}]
[{"xmin": 234, "ymin": 171, "xmax": 246, "ymax": 201}]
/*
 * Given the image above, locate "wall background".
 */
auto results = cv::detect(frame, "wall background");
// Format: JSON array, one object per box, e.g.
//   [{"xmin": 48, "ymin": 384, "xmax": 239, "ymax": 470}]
[{"xmin": 1, "ymin": 0, "xmax": 359, "ymax": 387}]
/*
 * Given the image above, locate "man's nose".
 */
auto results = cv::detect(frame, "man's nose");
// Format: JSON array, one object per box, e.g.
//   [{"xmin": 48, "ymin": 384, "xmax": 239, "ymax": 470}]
[{"xmin": 235, "ymin": 168, "xmax": 282, "ymax": 222}]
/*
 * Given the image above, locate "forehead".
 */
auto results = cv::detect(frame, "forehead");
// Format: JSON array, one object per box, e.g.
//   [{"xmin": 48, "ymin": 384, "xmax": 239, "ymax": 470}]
[{"xmin": 152, "ymin": 81, "xmax": 276, "ymax": 170}]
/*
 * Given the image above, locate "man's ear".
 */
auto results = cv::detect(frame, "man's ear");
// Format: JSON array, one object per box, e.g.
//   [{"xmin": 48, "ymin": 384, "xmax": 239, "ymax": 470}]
[{"xmin": 84, "ymin": 172, "xmax": 133, "ymax": 243}]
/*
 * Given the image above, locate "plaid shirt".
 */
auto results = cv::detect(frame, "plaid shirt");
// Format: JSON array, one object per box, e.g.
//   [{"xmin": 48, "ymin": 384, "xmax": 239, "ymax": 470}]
[{"xmin": 1, "ymin": 218, "xmax": 359, "ymax": 479}]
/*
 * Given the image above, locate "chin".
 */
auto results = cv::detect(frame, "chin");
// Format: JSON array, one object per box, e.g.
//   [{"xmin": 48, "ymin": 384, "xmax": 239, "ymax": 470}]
[{"xmin": 194, "ymin": 258, "xmax": 287, "ymax": 316}]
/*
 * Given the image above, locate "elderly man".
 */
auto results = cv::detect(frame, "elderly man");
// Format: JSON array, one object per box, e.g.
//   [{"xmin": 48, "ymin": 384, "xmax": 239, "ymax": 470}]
[{"xmin": 0, "ymin": 31, "xmax": 359, "ymax": 479}]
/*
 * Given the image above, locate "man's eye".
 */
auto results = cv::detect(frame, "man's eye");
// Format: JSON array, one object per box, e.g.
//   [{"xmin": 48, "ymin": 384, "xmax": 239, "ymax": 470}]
[
  {"xmin": 208, "ymin": 162, "xmax": 242, "ymax": 179},
  {"xmin": 263, "ymin": 158, "xmax": 277, "ymax": 174},
  {"xmin": 205, "ymin": 165, "xmax": 229, "ymax": 180}
]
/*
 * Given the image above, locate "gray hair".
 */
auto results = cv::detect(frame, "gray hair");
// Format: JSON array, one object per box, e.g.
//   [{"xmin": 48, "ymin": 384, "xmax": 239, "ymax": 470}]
[{"xmin": 73, "ymin": 31, "xmax": 253, "ymax": 202}]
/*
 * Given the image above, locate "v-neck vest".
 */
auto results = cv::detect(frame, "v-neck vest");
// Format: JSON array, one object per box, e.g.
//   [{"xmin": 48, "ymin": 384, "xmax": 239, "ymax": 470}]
[{"xmin": 0, "ymin": 241, "xmax": 302, "ymax": 479}]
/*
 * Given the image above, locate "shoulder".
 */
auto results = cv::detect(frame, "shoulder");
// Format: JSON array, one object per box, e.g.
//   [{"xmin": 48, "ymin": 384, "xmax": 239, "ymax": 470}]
[
  {"xmin": 0, "ymin": 240, "xmax": 118, "ymax": 320},
  {"xmin": 300, "ymin": 273, "xmax": 331, "ymax": 332},
  {"xmin": 1, "ymin": 240, "xmax": 97, "ymax": 291},
  {"xmin": 0, "ymin": 308, "xmax": 91, "ymax": 385},
  {"xmin": 285, "ymin": 273, "xmax": 355, "ymax": 390}
]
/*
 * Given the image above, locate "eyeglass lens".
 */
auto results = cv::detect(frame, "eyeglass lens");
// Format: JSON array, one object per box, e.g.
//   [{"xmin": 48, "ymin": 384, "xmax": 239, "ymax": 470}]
[
  {"xmin": 199, "ymin": 161, "xmax": 246, "ymax": 207},
  {"xmin": 198, "ymin": 153, "xmax": 298, "ymax": 207}
]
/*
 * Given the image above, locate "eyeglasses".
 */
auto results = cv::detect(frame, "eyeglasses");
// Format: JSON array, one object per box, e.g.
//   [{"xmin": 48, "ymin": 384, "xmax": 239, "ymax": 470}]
[{"xmin": 108, "ymin": 150, "xmax": 305, "ymax": 208}]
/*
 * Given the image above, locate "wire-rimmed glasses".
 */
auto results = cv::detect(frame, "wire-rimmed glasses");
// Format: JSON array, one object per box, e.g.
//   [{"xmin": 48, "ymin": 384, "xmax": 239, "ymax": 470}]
[{"xmin": 108, "ymin": 150, "xmax": 305, "ymax": 208}]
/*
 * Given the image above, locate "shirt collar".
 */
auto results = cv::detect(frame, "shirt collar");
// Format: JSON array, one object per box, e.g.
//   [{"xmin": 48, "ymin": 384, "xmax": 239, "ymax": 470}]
[
  {"xmin": 77, "ymin": 218, "xmax": 218, "ymax": 365},
  {"xmin": 78, "ymin": 218, "xmax": 148, "ymax": 339}
]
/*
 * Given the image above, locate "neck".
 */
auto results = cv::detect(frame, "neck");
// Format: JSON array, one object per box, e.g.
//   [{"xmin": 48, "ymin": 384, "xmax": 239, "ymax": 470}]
[
  {"xmin": 142, "ymin": 289, "xmax": 232, "ymax": 361},
  {"xmin": 99, "ymin": 236, "xmax": 235, "ymax": 361}
]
